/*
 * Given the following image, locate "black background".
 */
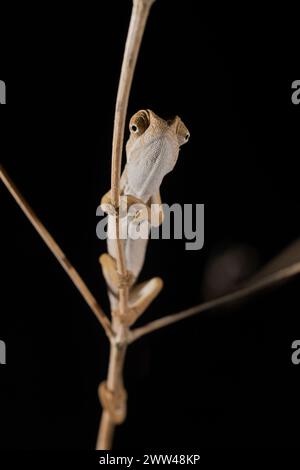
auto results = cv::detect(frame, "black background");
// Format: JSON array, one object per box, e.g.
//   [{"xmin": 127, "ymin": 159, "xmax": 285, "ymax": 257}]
[{"xmin": 1, "ymin": 1, "xmax": 299, "ymax": 451}]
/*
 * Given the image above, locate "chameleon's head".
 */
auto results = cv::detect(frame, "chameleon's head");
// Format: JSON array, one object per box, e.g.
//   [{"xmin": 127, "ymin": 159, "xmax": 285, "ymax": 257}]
[
  {"xmin": 125, "ymin": 109, "xmax": 190, "ymax": 201},
  {"xmin": 127, "ymin": 109, "xmax": 190, "ymax": 152}
]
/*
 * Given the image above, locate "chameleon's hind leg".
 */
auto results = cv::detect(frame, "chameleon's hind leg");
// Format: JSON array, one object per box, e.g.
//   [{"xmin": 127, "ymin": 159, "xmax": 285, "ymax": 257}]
[{"xmin": 99, "ymin": 252, "xmax": 163, "ymax": 326}]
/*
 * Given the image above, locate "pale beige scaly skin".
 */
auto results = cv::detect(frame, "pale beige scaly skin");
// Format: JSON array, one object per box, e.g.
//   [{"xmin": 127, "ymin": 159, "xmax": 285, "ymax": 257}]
[{"xmin": 100, "ymin": 109, "xmax": 190, "ymax": 324}]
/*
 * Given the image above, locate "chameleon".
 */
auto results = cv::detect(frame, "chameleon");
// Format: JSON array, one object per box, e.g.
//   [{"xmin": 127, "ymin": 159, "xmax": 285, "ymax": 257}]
[{"xmin": 100, "ymin": 109, "xmax": 190, "ymax": 324}]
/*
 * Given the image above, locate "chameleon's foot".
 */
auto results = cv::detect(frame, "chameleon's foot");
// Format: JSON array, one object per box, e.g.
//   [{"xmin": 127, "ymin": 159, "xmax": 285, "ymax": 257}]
[
  {"xmin": 125, "ymin": 194, "xmax": 153, "ymax": 225},
  {"xmin": 101, "ymin": 190, "xmax": 164, "ymax": 228},
  {"xmin": 100, "ymin": 190, "xmax": 117, "ymax": 216},
  {"xmin": 126, "ymin": 195, "xmax": 164, "ymax": 227},
  {"xmin": 101, "ymin": 191, "xmax": 149, "ymax": 219}
]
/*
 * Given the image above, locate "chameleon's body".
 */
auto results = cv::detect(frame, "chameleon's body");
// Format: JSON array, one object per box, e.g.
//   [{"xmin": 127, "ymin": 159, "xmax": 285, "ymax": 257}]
[{"xmin": 100, "ymin": 109, "xmax": 189, "ymax": 323}]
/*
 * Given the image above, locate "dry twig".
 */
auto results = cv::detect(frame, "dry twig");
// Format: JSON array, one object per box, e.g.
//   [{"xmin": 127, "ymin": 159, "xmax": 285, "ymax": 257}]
[
  {"xmin": 96, "ymin": 0, "xmax": 156, "ymax": 450},
  {"xmin": 0, "ymin": 165, "xmax": 113, "ymax": 339},
  {"xmin": 129, "ymin": 261, "xmax": 300, "ymax": 342}
]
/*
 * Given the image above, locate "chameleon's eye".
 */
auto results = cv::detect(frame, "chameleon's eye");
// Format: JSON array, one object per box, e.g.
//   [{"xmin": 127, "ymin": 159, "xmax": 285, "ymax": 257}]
[
  {"xmin": 130, "ymin": 124, "xmax": 139, "ymax": 133},
  {"xmin": 129, "ymin": 110, "xmax": 150, "ymax": 136},
  {"xmin": 176, "ymin": 120, "xmax": 190, "ymax": 146}
]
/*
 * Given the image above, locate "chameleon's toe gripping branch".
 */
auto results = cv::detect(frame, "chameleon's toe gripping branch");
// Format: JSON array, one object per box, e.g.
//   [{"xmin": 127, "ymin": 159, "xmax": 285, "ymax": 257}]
[{"xmin": 101, "ymin": 190, "xmax": 155, "ymax": 223}]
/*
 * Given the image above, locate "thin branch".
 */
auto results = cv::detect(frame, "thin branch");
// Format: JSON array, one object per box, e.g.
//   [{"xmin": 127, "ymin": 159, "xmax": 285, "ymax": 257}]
[
  {"xmin": 0, "ymin": 165, "xmax": 114, "ymax": 340},
  {"xmin": 110, "ymin": 0, "xmax": 155, "ymax": 319},
  {"xmin": 96, "ymin": 339, "xmax": 127, "ymax": 450},
  {"xmin": 129, "ymin": 261, "xmax": 300, "ymax": 342},
  {"xmin": 97, "ymin": 0, "xmax": 156, "ymax": 450},
  {"xmin": 110, "ymin": 0, "xmax": 155, "ymax": 207}
]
